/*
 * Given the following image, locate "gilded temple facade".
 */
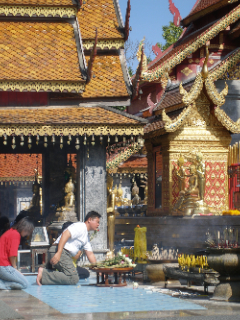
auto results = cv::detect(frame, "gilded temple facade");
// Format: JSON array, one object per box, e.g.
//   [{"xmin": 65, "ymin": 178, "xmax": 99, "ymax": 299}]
[
  {"xmin": 129, "ymin": 0, "xmax": 240, "ymax": 216},
  {"xmin": 0, "ymin": 0, "xmax": 146, "ymax": 257}
]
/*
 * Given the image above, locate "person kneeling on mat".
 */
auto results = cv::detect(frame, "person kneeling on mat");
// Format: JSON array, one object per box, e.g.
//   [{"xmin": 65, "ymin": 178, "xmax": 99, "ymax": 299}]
[{"xmin": 37, "ymin": 211, "xmax": 100, "ymax": 285}]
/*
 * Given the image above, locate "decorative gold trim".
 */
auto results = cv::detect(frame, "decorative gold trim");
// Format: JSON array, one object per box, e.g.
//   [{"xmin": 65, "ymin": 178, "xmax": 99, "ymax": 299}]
[
  {"xmin": 0, "ymin": 176, "xmax": 34, "ymax": 182},
  {"xmin": 0, "ymin": 81, "xmax": 85, "ymax": 93},
  {"xmin": 210, "ymin": 48, "xmax": 240, "ymax": 80},
  {"xmin": 0, "ymin": 124, "xmax": 144, "ymax": 137},
  {"xmin": 205, "ymin": 77, "xmax": 228, "ymax": 106},
  {"xmin": 162, "ymin": 106, "xmax": 193, "ymax": 132},
  {"xmin": 83, "ymin": 40, "xmax": 124, "ymax": 50},
  {"xmin": 181, "ymin": 67, "xmax": 193, "ymax": 76},
  {"xmin": 0, "ymin": 5, "xmax": 77, "ymax": 17},
  {"xmin": 141, "ymin": 3, "xmax": 240, "ymax": 82},
  {"xmin": 107, "ymin": 143, "xmax": 141, "ymax": 172},
  {"xmin": 179, "ymin": 73, "xmax": 204, "ymax": 105},
  {"xmin": 117, "ymin": 167, "xmax": 148, "ymax": 174},
  {"xmin": 214, "ymin": 108, "xmax": 240, "ymax": 133}
]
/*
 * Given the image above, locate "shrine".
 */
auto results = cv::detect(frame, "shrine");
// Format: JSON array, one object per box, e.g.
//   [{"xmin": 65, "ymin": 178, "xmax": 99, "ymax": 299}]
[{"xmin": 0, "ymin": 0, "xmax": 146, "ymax": 261}]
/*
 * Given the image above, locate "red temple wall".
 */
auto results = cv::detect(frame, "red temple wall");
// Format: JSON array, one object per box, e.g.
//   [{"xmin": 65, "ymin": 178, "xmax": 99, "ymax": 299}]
[{"xmin": 0, "ymin": 92, "xmax": 48, "ymax": 106}]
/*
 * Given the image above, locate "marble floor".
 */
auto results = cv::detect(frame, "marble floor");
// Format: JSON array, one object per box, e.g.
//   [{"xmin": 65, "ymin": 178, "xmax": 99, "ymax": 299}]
[{"xmin": 1, "ymin": 273, "xmax": 240, "ymax": 319}]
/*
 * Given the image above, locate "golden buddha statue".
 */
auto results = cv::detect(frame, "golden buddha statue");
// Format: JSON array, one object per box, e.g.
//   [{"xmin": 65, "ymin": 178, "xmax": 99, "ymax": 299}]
[
  {"xmin": 132, "ymin": 181, "xmax": 141, "ymax": 205},
  {"xmin": 64, "ymin": 177, "xmax": 75, "ymax": 208},
  {"xmin": 107, "ymin": 174, "xmax": 116, "ymax": 253},
  {"xmin": 173, "ymin": 152, "xmax": 209, "ymax": 216}
]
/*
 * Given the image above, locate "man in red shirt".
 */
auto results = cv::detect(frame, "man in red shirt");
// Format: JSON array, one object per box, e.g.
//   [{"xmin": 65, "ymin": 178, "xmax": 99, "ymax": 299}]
[{"xmin": 0, "ymin": 217, "xmax": 34, "ymax": 290}]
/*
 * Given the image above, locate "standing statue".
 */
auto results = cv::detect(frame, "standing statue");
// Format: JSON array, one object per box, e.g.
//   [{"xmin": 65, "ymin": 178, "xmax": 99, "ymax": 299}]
[
  {"xmin": 176, "ymin": 154, "xmax": 185, "ymax": 192},
  {"xmin": 107, "ymin": 174, "xmax": 116, "ymax": 254},
  {"xmin": 64, "ymin": 177, "xmax": 75, "ymax": 208},
  {"xmin": 31, "ymin": 169, "xmax": 41, "ymax": 208}
]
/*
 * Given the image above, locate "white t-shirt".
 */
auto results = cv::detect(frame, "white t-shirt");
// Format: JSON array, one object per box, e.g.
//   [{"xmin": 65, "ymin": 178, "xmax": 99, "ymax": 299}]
[{"xmin": 54, "ymin": 222, "xmax": 92, "ymax": 256}]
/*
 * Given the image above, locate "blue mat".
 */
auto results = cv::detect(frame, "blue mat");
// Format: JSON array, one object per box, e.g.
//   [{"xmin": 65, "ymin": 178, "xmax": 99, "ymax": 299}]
[{"xmin": 24, "ymin": 276, "xmax": 205, "ymax": 314}]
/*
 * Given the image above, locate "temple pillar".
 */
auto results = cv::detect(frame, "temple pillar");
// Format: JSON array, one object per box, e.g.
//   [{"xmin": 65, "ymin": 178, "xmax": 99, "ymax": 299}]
[{"xmin": 78, "ymin": 139, "xmax": 107, "ymax": 261}]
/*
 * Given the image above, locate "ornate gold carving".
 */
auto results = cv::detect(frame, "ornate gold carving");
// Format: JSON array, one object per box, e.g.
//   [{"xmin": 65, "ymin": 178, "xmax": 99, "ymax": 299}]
[
  {"xmin": 136, "ymin": 37, "xmax": 148, "ymax": 75},
  {"xmin": 162, "ymin": 106, "xmax": 193, "ymax": 132},
  {"xmin": 107, "ymin": 143, "xmax": 141, "ymax": 172},
  {"xmin": 0, "ymin": 124, "xmax": 144, "ymax": 137},
  {"xmin": 211, "ymin": 48, "xmax": 240, "ymax": 81},
  {"xmin": 0, "ymin": 81, "xmax": 85, "ymax": 93},
  {"xmin": 214, "ymin": 107, "xmax": 240, "ymax": 133},
  {"xmin": 0, "ymin": 5, "xmax": 77, "ymax": 17},
  {"xmin": 205, "ymin": 77, "xmax": 228, "ymax": 106},
  {"xmin": 209, "ymin": 59, "xmax": 214, "ymax": 65},
  {"xmin": 141, "ymin": 4, "xmax": 240, "ymax": 82},
  {"xmin": 179, "ymin": 73, "xmax": 204, "ymax": 105},
  {"xmin": 83, "ymin": 40, "xmax": 124, "ymax": 50},
  {"xmin": 0, "ymin": 176, "xmax": 34, "ymax": 182},
  {"xmin": 181, "ymin": 67, "xmax": 193, "ymax": 76}
]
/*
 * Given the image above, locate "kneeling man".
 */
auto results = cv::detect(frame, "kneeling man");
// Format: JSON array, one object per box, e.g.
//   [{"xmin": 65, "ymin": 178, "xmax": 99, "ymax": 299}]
[{"xmin": 37, "ymin": 211, "xmax": 100, "ymax": 285}]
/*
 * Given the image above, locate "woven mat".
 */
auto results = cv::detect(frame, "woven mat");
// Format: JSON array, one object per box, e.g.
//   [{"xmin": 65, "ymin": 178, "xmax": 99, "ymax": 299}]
[{"xmin": 0, "ymin": 300, "xmax": 24, "ymax": 319}]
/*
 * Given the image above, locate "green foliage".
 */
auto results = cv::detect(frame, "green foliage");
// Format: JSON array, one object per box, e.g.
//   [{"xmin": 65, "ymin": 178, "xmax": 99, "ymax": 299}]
[
  {"xmin": 147, "ymin": 56, "xmax": 152, "ymax": 64},
  {"xmin": 157, "ymin": 21, "xmax": 183, "ymax": 51},
  {"xmin": 128, "ymin": 66, "xmax": 134, "ymax": 77},
  {"xmin": 112, "ymin": 106, "xmax": 126, "ymax": 111}
]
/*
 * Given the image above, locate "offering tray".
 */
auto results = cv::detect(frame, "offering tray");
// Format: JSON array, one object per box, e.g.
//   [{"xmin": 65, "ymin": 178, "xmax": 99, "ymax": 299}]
[{"xmin": 90, "ymin": 267, "xmax": 133, "ymax": 287}]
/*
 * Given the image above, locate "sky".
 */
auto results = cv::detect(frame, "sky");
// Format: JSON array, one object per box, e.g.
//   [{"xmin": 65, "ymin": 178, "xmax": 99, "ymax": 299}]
[{"xmin": 118, "ymin": 0, "xmax": 197, "ymax": 69}]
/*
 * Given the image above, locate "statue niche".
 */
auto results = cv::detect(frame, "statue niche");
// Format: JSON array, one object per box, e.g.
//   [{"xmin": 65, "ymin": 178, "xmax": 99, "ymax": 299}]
[
  {"xmin": 55, "ymin": 176, "xmax": 77, "ymax": 222},
  {"xmin": 173, "ymin": 151, "xmax": 209, "ymax": 216}
]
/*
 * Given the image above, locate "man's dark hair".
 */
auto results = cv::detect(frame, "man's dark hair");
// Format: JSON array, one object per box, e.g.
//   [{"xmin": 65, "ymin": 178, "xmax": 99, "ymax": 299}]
[
  {"xmin": 84, "ymin": 211, "xmax": 101, "ymax": 222},
  {"xmin": 12, "ymin": 216, "xmax": 34, "ymax": 235},
  {"xmin": 62, "ymin": 221, "xmax": 73, "ymax": 231}
]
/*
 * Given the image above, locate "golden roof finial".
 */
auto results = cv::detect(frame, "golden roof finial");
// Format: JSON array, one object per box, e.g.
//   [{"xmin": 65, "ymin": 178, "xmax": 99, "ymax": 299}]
[{"xmin": 202, "ymin": 45, "xmax": 209, "ymax": 79}]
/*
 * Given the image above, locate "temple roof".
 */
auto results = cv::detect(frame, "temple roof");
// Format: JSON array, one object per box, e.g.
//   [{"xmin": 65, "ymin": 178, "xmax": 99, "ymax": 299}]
[
  {"xmin": 181, "ymin": 0, "xmax": 231, "ymax": 27},
  {"xmin": 82, "ymin": 54, "xmax": 129, "ymax": 98},
  {"xmin": 0, "ymin": 154, "xmax": 42, "ymax": 182},
  {"xmin": 0, "ymin": 106, "xmax": 147, "ymax": 136},
  {"xmin": 0, "ymin": 0, "xmax": 75, "ymax": 5},
  {"xmin": 78, "ymin": 0, "xmax": 124, "ymax": 40},
  {"xmin": 118, "ymin": 155, "xmax": 148, "ymax": 173},
  {"xmin": 0, "ymin": 21, "xmax": 84, "ymax": 83}
]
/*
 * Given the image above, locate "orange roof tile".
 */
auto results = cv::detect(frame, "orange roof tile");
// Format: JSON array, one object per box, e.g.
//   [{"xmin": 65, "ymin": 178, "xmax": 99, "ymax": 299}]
[
  {"xmin": 0, "ymin": 154, "xmax": 42, "ymax": 181},
  {"xmin": 119, "ymin": 155, "xmax": 147, "ymax": 169},
  {"xmin": 0, "ymin": 0, "xmax": 74, "ymax": 5},
  {"xmin": 78, "ymin": 0, "xmax": 123, "ymax": 40},
  {"xmin": 0, "ymin": 106, "xmax": 141, "ymax": 125},
  {"xmin": 0, "ymin": 22, "xmax": 83, "ymax": 81},
  {"xmin": 82, "ymin": 55, "xmax": 129, "ymax": 98}
]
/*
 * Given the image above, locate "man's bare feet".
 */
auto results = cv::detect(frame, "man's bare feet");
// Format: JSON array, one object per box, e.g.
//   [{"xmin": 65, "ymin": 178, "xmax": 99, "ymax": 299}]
[{"xmin": 36, "ymin": 267, "xmax": 43, "ymax": 286}]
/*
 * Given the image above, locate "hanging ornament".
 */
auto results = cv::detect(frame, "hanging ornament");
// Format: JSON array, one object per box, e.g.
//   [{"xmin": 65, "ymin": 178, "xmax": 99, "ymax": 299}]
[
  {"xmin": 123, "ymin": 135, "xmax": 126, "ymax": 146},
  {"xmin": 115, "ymin": 135, "xmax": 118, "ymax": 143},
  {"xmin": 91, "ymin": 134, "xmax": 95, "ymax": 146},
  {"xmin": 60, "ymin": 135, "xmax": 63, "ymax": 149},
  {"xmin": 20, "ymin": 134, "xmax": 24, "ymax": 146},
  {"xmin": 131, "ymin": 134, "xmax": 134, "ymax": 142},
  {"xmin": 87, "ymin": 148, "xmax": 90, "ymax": 159},
  {"xmin": 100, "ymin": 134, "xmax": 103, "ymax": 145},
  {"xmin": 3, "ymin": 133, "xmax": 7, "ymax": 145},
  {"xmin": 83, "ymin": 134, "xmax": 87, "ymax": 146},
  {"xmin": 28, "ymin": 135, "xmax": 32, "ymax": 149},
  {"xmin": 36, "ymin": 133, "xmax": 40, "ymax": 145},
  {"xmin": 44, "ymin": 135, "xmax": 48, "ymax": 148},
  {"xmin": 12, "ymin": 135, "xmax": 16, "ymax": 149},
  {"xmin": 75, "ymin": 136, "xmax": 80, "ymax": 150},
  {"xmin": 51, "ymin": 134, "xmax": 55, "ymax": 145},
  {"xmin": 67, "ymin": 134, "xmax": 72, "ymax": 145},
  {"xmin": 107, "ymin": 135, "xmax": 110, "ymax": 143}
]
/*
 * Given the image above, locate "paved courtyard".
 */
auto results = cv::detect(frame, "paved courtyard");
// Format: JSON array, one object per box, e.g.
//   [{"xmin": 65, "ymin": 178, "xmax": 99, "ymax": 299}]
[{"xmin": 1, "ymin": 271, "xmax": 240, "ymax": 319}]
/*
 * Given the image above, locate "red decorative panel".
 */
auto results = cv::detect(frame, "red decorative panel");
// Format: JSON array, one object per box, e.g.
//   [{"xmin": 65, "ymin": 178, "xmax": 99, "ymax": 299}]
[{"xmin": 205, "ymin": 162, "xmax": 226, "ymax": 209}]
